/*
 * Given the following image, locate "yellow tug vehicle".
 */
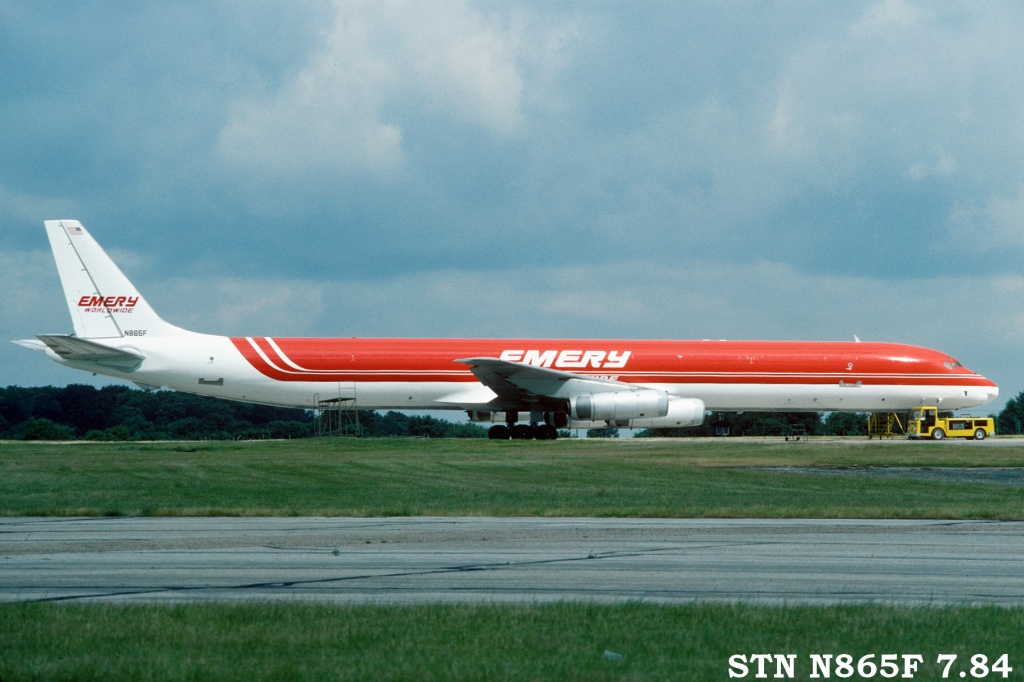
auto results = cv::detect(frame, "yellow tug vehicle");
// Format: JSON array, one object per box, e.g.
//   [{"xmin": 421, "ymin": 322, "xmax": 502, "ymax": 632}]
[{"xmin": 907, "ymin": 406, "xmax": 995, "ymax": 440}]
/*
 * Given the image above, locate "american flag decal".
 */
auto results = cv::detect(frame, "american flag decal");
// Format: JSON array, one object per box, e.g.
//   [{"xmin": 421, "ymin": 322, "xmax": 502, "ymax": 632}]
[{"xmin": 64, "ymin": 224, "xmax": 84, "ymax": 236}]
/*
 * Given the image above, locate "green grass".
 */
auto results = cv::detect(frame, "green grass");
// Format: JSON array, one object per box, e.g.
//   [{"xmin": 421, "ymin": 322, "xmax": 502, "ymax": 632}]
[
  {"xmin": 3, "ymin": 440, "xmax": 1022, "ymax": 679},
  {"xmin": 1, "ymin": 438, "xmax": 1022, "ymax": 518},
  {"xmin": 1, "ymin": 602, "xmax": 1021, "ymax": 681}
]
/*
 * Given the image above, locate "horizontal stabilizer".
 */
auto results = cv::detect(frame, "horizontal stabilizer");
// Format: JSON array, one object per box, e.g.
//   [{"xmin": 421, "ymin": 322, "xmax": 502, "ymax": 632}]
[
  {"xmin": 35, "ymin": 334, "xmax": 144, "ymax": 371},
  {"xmin": 11, "ymin": 339, "xmax": 49, "ymax": 353}
]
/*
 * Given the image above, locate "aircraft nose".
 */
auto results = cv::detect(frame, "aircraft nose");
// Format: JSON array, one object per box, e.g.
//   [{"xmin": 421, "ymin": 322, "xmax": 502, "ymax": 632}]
[{"xmin": 971, "ymin": 381, "xmax": 999, "ymax": 406}]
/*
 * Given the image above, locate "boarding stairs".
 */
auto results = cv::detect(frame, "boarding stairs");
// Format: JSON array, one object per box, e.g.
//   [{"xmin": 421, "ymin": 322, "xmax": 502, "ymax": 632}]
[
  {"xmin": 315, "ymin": 385, "xmax": 361, "ymax": 437},
  {"xmin": 867, "ymin": 412, "xmax": 904, "ymax": 439}
]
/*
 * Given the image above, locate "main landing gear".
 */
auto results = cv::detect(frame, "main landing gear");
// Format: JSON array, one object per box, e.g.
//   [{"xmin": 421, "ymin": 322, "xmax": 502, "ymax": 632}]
[
  {"xmin": 487, "ymin": 423, "xmax": 559, "ymax": 440},
  {"xmin": 486, "ymin": 410, "xmax": 562, "ymax": 440}
]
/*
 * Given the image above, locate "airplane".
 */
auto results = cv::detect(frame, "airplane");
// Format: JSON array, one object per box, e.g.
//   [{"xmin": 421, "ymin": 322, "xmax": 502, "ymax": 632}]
[{"xmin": 14, "ymin": 220, "xmax": 999, "ymax": 440}]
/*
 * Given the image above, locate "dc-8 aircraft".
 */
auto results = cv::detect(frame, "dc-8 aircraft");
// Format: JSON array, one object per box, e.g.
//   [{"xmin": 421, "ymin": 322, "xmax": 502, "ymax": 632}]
[{"xmin": 15, "ymin": 220, "xmax": 998, "ymax": 439}]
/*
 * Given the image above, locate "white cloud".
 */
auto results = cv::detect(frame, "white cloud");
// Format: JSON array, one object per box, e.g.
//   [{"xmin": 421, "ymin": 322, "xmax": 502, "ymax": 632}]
[
  {"xmin": 0, "ymin": 185, "xmax": 80, "ymax": 228},
  {"xmin": 152, "ymin": 276, "xmax": 327, "ymax": 337},
  {"xmin": 906, "ymin": 150, "xmax": 957, "ymax": 180},
  {"xmin": 850, "ymin": 0, "xmax": 927, "ymax": 38},
  {"xmin": 760, "ymin": 3, "xmax": 985, "ymax": 168},
  {"xmin": 1, "ymin": 250, "xmax": 69, "ymax": 336},
  {"xmin": 217, "ymin": 0, "xmax": 581, "ymax": 176},
  {"xmin": 948, "ymin": 183, "xmax": 1024, "ymax": 250},
  {"xmin": 984, "ymin": 183, "xmax": 1024, "ymax": 247},
  {"xmin": 217, "ymin": 7, "xmax": 403, "ymax": 175}
]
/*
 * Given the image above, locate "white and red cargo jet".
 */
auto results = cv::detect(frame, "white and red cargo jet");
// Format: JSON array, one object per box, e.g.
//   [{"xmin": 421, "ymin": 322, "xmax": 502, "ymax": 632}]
[{"xmin": 15, "ymin": 220, "xmax": 998, "ymax": 439}]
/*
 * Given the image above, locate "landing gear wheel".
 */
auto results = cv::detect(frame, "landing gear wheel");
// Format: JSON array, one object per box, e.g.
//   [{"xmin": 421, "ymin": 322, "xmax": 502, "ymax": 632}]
[
  {"xmin": 973, "ymin": 428, "xmax": 986, "ymax": 441},
  {"xmin": 931, "ymin": 428, "xmax": 945, "ymax": 440},
  {"xmin": 535, "ymin": 424, "xmax": 558, "ymax": 441},
  {"xmin": 488, "ymin": 424, "xmax": 510, "ymax": 440},
  {"xmin": 510, "ymin": 424, "xmax": 534, "ymax": 440}
]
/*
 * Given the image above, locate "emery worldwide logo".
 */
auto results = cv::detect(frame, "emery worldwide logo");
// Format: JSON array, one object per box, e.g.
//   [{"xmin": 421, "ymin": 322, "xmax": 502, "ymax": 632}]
[
  {"xmin": 77, "ymin": 295, "xmax": 140, "ymax": 313},
  {"xmin": 500, "ymin": 349, "xmax": 631, "ymax": 370}
]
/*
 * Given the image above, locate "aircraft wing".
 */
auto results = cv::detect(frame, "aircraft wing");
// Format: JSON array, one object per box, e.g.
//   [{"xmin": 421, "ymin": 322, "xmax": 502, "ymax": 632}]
[
  {"xmin": 33, "ymin": 334, "xmax": 145, "ymax": 371},
  {"xmin": 457, "ymin": 356, "xmax": 634, "ymax": 405}
]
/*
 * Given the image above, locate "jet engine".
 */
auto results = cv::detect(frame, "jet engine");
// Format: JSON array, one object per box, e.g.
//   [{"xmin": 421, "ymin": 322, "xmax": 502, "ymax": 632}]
[
  {"xmin": 629, "ymin": 398, "xmax": 706, "ymax": 428},
  {"xmin": 569, "ymin": 389, "xmax": 669, "ymax": 421}
]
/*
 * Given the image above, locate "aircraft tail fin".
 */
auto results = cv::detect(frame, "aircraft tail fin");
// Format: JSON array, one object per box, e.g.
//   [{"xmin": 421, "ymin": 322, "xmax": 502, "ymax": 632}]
[{"xmin": 44, "ymin": 220, "xmax": 183, "ymax": 339}]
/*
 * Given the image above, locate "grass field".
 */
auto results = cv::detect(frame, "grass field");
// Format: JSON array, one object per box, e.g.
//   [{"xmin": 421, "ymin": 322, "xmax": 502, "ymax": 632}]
[
  {"xmin": 1, "ymin": 438, "xmax": 1022, "ymax": 518},
  {"xmin": 3, "ymin": 438, "xmax": 1022, "ymax": 680},
  {"xmin": 2, "ymin": 602, "xmax": 1022, "ymax": 681}
]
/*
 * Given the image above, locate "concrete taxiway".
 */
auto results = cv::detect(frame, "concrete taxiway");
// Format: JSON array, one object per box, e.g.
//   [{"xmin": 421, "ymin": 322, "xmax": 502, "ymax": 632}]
[{"xmin": 2, "ymin": 517, "xmax": 1022, "ymax": 605}]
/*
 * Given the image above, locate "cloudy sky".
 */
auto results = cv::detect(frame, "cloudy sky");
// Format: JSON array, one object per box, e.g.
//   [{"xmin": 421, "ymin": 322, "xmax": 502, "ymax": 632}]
[{"xmin": 3, "ymin": 0, "xmax": 1023, "ymax": 414}]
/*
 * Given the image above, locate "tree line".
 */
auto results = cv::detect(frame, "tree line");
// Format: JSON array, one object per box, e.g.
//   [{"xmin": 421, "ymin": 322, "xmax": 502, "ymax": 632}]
[
  {"xmin": 0, "ymin": 384, "xmax": 1015, "ymax": 440},
  {"xmin": 0, "ymin": 385, "xmax": 485, "ymax": 440},
  {"xmin": 634, "ymin": 411, "xmax": 869, "ymax": 438}
]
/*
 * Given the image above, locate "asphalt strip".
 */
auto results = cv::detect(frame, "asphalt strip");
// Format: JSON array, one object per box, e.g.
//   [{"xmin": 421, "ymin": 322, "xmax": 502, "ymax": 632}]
[
  {"xmin": 3, "ymin": 517, "xmax": 1023, "ymax": 605},
  {"xmin": 752, "ymin": 466, "xmax": 1024, "ymax": 486}
]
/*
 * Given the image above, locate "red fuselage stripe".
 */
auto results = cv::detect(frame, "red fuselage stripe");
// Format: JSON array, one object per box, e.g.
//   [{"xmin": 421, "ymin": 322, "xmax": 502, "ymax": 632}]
[{"xmin": 228, "ymin": 337, "xmax": 996, "ymax": 388}]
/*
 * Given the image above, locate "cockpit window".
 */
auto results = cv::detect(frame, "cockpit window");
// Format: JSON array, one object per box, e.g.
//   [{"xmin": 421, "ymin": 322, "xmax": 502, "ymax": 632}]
[{"xmin": 944, "ymin": 359, "xmax": 962, "ymax": 370}]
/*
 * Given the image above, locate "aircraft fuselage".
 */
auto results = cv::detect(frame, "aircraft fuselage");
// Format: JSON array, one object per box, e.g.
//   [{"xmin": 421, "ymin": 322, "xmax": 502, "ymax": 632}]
[{"xmin": 48, "ymin": 330, "xmax": 997, "ymax": 413}]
